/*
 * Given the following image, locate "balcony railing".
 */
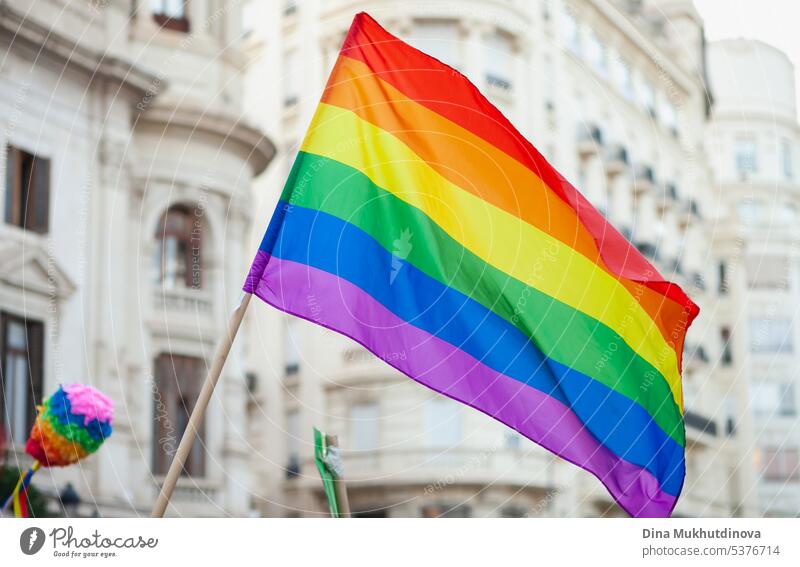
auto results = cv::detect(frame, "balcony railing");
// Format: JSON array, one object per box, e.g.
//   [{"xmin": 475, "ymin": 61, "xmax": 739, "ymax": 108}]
[
  {"xmin": 684, "ymin": 410, "xmax": 718, "ymax": 437},
  {"xmin": 153, "ymin": 288, "xmax": 213, "ymax": 315}
]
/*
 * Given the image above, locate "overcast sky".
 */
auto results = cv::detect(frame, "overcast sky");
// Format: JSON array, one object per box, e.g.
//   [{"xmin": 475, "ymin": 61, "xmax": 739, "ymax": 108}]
[{"xmin": 695, "ymin": 0, "xmax": 800, "ymax": 109}]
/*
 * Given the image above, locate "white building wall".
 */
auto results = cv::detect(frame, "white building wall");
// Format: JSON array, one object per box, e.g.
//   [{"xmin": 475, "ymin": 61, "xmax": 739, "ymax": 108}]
[
  {"xmin": 707, "ymin": 38, "xmax": 800, "ymax": 517},
  {"xmin": 0, "ymin": 0, "xmax": 274, "ymax": 517}
]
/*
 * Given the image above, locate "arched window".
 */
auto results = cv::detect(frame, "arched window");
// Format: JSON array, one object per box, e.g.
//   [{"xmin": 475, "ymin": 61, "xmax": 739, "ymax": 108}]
[{"xmin": 156, "ymin": 205, "xmax": 202, "ymax": 289}]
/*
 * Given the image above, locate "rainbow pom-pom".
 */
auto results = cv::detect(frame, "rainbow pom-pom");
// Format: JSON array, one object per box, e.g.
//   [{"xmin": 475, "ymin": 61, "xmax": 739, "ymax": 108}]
[{"xmin": 25, "ymin": 384, "xmax": 114, "ymax": 467}]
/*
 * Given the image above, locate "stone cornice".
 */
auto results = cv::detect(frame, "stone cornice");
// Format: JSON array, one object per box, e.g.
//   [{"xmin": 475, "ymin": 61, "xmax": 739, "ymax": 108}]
[
  {"xmin": 0, "ymin": 2, "xmax": 160, "ymax": 99},
  {"xmin": 136, "ymin": 101, "xmax": 276, "ymax": 177}
]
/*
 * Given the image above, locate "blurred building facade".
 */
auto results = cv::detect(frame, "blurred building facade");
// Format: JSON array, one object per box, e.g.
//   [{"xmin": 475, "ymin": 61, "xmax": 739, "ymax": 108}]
[
  {"xmin": 242, "ymin": 0, "xmax": 758, "ymax": 517},
  {"xmin": 0, "ymin": 0, "xmax": 273, "ymax": 516},
  {"xmin": 707, "ymin": 39, "xmax": 800, "ymax": 517},
  {"xmin": 4, "ymin": 0, "xmax": 794, "ymax": 519}
]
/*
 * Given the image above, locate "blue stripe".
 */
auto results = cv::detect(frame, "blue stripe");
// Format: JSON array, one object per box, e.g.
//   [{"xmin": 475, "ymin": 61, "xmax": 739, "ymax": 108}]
[
  {"xmin": 267, "ymin": 203, "xmax": 685, "ymax": 496},
  {"xmin": 49, "ymin": 388, "xmax": 112, "ymax": 441}
]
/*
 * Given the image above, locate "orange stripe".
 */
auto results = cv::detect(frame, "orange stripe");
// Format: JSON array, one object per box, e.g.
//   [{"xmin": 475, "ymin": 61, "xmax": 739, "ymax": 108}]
[{"xmin": 324, "ymin": 55, "xmax": 687, "ymax": 351}]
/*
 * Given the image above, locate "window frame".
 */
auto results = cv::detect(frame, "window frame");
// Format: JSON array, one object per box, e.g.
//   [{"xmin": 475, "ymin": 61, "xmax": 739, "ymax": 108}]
[
  {"xmin": 561, "ymin": 9, "xmax": 581, "ymax": 56},
  {"xmin": 4, "ymin": 145, "xmax": 50, "ymax": 233},
  {"xmin": 761, "ymin": 447, "xmax": 800, "ymax": 482},
  {"xmin": 782, "ymin": 138, "xmax": 793, "ymax": 180},
  {"xmin": 586, "ymin": 31, "xmax": 607, "ymax": 76},
  {"xmin": 0, "ymin": 312, "xmax": 44, "ymax": 447},
  {"xmin": 749, "ymin": 317, "xmax": 794, "ymax": 354},
  {"xmin": 638, "ymin": 78, "xmax": 657, "ymax": 118},
  {"xmin": 151, "ymin": 0, "xmax": 190, "ymax": 33},
  {"xmin": 152, "ymin": 353, "xmax": 206, "ymax": 477},
  {"xmin": 734, "ymin": 136, "xmax": 758, "ymax": 177},
  {"xmin": 156, "ymin": 205, "xmax": 202, "ymax": 290}
]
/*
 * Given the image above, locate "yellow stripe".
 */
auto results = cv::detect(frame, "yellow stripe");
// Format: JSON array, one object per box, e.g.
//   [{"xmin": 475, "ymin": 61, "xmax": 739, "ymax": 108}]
[
  {"xmin": 302, "ymin": 103, "xmax": 683, "ymax": 410},
  {"xmin": 11, "ymin": 470, "xmax": 24, "ymax": 517}
]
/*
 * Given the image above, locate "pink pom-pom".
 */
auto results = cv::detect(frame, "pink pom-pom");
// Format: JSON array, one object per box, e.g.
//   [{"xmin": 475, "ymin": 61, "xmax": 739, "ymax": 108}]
[{"xmin": 62, "ymin": 383, "xmax": 114, "ymax": 426}]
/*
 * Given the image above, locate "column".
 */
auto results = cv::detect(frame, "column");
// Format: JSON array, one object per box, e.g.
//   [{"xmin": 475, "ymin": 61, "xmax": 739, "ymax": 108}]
[{"xmin": 464, "ymin": 20, "xmax": 488, "ymax": 89}]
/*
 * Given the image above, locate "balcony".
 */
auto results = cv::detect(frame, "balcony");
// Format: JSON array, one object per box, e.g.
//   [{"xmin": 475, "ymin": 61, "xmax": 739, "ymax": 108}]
[
  {"xmin": 665, "ymin": 183, "xmax": 679, "ymax": 201},
  {"xmin": 289, "ymin": 446, "xmax": 553, "ymax": 491},
  {"xmin": 685, "ymin": 343, "xmax": 709, "ymax": 365},
  {"xmin": 604, "ymin": 143, "xmax": 629, "ymax": 175},
  {"xmin": 577, "ymin": 123, "xmax": 604, "ymax": 156},
  {"xmin": 152, "ymin": 476, "xmax": 220, "ymax": 515},
  {"xmin": 153, "ymin": 287, "xmax": 213, "ymax": 315},
  {"xmin": 684, "ymin": 410, "xmax": 718, "ymax": 442},
  {"xmin": 691, "ymin": 272, "xmax": 706, "ymax": 292},
  {"xmin": 486, "ymin": 73, "xmax": 512, "ymax": 92},
  {"xmin": 633, "ymin": 163, "xmax": 657, "ymax": 193},
  {"xmin": 634, "ymin": 241, "xmax": 659, "ymax": 261}
]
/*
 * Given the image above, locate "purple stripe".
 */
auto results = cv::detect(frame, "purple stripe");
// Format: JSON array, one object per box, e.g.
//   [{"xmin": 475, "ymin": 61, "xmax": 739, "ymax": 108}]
[{"xmin": 246, "ymin": 250, "xmax": 676, "ymax": 517}]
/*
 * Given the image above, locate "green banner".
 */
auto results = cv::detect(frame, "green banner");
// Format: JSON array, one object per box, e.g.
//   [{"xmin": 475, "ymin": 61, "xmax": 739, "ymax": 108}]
[{"xmin": 313, "ymin": 427, "xmax": 340, "ymax": 518}]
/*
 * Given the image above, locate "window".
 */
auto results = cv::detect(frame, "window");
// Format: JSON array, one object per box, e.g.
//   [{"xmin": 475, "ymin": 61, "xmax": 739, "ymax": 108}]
[
  {"xmin": 749, "ymin": 317, "xmax": 793, "ymax": 354},
  {"xmin": 782, "ymin": 139, "xmax": 793, "ymax": 180},
  {"xmin": 720, "ymin": 327, "xmax": 733, "ymax": 366},
  {"xmin": 421, "ymin": 504, "xmax": 471, "ymax": 517},
  {"xmin": 586, "ymin": 32, "xmax": 607, "ymax": 75},
  {"xmin": 285, "ymin": 409, "xmax": 301, "ymax": 476},
  {"xmin": 753, "ymin": 383, "xmax": 796, "ymax": 418},
  {"xmin": 286, "ymin": 410, "xmax": 300, "ymax": 459},
  {"xmin": 745, "ymin": 255, "xmax": 789, "ymax": 290},
  {"xmin": 638, "ymin": 79, "xmax": 656, "ymax": 118},
  {"xmin": 737, "ymin": 199, "xmax": 762, "ymax": 225},
  {"xmin": 501, "ymin": 505, "xmax": 527, "ymax": 518},
  {"xmin": 779, "ymin": 384, "xmax": 797, "ymax": 416},
  {"xmin": 410, "ymin": 20, "xmax": 460, "ymax": 70},
  {"xmin": 611, "ymin": 55, "xmax": 634, "ymax": 99},
  {"xmin": 752, "ymin": 383, "xmax": 777, "ymax": 416},
  {"xmin": 735, "ymin": 137, "xmax": 758, "ymax": 177},
  {"xmin": 505, "ymin": 429, "xmax": 522, "ymax": 450},
  {"xmin": 241, "ymin": 0, "xmax": 257, "ymax": 37},
  {"xmin": 0, "ymin": 313, "xmax": 44, "ymax": 446},
  {"xmin": 485, "ymin": 31, "xmax": 514, "ymax": 91},
  {"xmin": 561, "ymin": 9, "xmax": 580, "ymax": 56},
  {"xmin": 543, "ymin": 54, "xmax": 555, "ymax": 109},
  {"xmin": 723, "ymin": 396, "xmax": 737, "ymax": 436},
  {"xmin": 156, "ymin": 205, "xmax": 201, "ymax": 290},
  {"xmin": 425, "ymin": 397, "xmax": 461, "ymax": 448},
  {"xmin": 718, "ymin": 261, "xmax": 728, "ymax": 294},
  {"xmin": 282, "ymin": 0, "xmax": 298, "ymax": 16},
  {"xmin": 350, "ymin": 402, "xmax": 379, "ymax": 451},
  {"xmin": 4, "ymin": 146, "xmax": 50, "ymax": 233},
  {"xmin": 777, "ymin": 203, "xmax": 797, "ymax": 224},
  {"xmin": 662, "ymin": 99, "xmax": 678, "ymax": 136},
  {"xmin": 284, "ymin": 318, "xmax": 300, "ymax": 375},
  {"xmin": 284, "ymin": 49, "xmax": 300, "ymax": 107},
  {"xmin": 151, "ymin": 0, "xmax": 189, "ymax": 32},
  {"xmin": 759, "ymin": 447, "xmax": 799, "ymax": 482},
  {"xmin": 153, "ymin": 353, "xmax": 205, "ymax": 476}
]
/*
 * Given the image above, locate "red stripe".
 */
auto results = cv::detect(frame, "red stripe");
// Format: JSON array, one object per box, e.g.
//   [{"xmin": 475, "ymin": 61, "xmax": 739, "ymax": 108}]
[
  {"xmin": 19, "ymin": 486, "xmax": 29, "ymax": 518},
  {"xmin": 339, "ymin": 13, "xmax": 699, "ymax": 337}
]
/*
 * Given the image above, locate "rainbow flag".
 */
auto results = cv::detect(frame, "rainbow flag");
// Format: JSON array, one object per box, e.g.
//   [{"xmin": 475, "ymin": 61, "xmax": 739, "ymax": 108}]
[{"xmin": 245, "ymin": 13, "xmax": 699, "ymax": 517}]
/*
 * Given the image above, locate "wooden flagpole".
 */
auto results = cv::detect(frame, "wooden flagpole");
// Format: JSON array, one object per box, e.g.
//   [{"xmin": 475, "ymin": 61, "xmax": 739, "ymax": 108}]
[{"xmin": 152, "ymin": 293, "xmax": 252, "ymax": 517}]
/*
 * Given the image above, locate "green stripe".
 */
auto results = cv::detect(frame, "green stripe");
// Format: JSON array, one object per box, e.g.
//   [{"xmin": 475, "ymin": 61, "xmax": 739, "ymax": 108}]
[{"xmin": 285, "ymin": 151, "xmax": 684, "ymax": 446}]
